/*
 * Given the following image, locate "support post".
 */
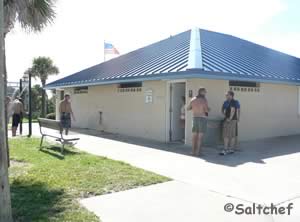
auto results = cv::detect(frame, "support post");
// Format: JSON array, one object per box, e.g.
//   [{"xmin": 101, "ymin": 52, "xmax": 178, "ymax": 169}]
[
  {"xmin": 28, "ymin": 72, "xmax": 32, "ymax": 137},
  {"xmin": 19, "ymin": 78, "xmax": 23, "ymax": 135}
]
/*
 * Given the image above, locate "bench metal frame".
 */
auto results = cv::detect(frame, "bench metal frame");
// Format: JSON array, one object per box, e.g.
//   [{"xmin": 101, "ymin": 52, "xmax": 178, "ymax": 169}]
[{"xmin": 38, "ymin": 118, "xmax": 80, "ymax": 153}]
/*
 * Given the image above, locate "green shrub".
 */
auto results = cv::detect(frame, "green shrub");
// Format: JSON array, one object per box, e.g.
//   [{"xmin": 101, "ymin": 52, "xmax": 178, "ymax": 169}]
[
  {"xmin": 32, "ymin": 112, "xmax": 40, "ymax": 119},
  {"xmin": 46, "ymin": 113, "xmax": 55, "ymax": 120}
]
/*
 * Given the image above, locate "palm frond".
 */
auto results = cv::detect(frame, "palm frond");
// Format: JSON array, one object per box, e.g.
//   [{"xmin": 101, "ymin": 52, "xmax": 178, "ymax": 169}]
[
  {"xmin": 4, "ymin": 0, "xmax": 56, "ymax": 34},
  {"xmin": 18, "ymin": 0, "xmax": 56, "ymax": 32},
  {"xmin": 26, "ymin": 56, "xmax": 59, "ymax": 84}
]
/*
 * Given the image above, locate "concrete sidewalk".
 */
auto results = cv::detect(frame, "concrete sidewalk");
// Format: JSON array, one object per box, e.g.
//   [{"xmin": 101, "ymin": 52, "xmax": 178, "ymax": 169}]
[
  {"xmin": 16, "ymin": 124, "xmax": 300, "ymax": 221},
  {"xmin": 80, "ymin": 181, "xmax": 275, "ymax": 222}
]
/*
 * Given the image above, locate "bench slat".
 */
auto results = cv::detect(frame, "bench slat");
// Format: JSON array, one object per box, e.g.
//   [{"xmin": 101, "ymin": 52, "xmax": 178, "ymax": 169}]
[
  {"xmin": 38, "ymin": 118, "xmax": 62, "ymax": 131},
  {"xmin": 38, "ymin": 118, "xmax": 80, "ymax": 154}
]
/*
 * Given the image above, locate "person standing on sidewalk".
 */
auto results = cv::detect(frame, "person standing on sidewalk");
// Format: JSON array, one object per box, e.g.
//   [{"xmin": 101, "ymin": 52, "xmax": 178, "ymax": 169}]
[
  {"xmin": 59, "ymin": 94, "xmax": 76, "ymax": 135},
  {"xmin": 222, "ymin": 95, "xmax": 241, "ymax": 150},
  {"xmin": 220, "ymin": 91, "xmax": 238, "ymax": 155},
  {"xmin": 187, "ymin": 88, "xmax": 209, "ymax": 156},
  {"xmin": 11, "ymin": 97, "xmax": 24, "ymax": 137}
]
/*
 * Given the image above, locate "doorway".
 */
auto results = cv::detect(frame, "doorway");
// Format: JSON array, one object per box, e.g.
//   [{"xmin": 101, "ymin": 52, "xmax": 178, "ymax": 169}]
[{"xmin": 169, "ymin": 82, "xmax": 186, "ymax": 143}]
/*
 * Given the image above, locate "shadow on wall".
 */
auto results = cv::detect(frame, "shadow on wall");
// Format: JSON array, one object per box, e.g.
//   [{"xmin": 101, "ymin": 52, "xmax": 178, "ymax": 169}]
[{"xmin": 72, "ymin": 128, "xmax": 300, "ymax": 167}]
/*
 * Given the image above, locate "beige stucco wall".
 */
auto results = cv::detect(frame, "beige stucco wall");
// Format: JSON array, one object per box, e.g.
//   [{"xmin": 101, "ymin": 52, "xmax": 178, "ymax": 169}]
[
  {"xmin": 58, "ymin": 81, "xmax": 167, "ymax": 141},
  {"xmin": 55, "ymin": 78, "xmax": 300, "ymax": 144},
  {"xmin": 185, "ymin": 78, "xmax": 300, "ymax": 144}
]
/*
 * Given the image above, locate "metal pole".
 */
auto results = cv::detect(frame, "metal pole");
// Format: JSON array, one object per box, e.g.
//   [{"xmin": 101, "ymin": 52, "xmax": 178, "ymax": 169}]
[
  {"xmin": 19, "ymin": 78, "xmax": 23, "ymax": 135},
  {"xmin": 104, "ymin": 40, "xmax": 106, "ymax": 62},
  {"xmin": 28, "ymin": 73, "xmax": 32, "ymax": 137}
]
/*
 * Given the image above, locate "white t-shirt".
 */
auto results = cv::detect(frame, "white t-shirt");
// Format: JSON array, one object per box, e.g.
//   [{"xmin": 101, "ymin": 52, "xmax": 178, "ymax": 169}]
[{"xmin": 180, "ymin": 104, "xmax": 186, "ymax": 120}]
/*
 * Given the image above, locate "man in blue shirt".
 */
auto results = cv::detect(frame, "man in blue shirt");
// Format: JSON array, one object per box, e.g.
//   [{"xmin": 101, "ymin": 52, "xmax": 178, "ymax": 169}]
[{"xmin": 221, "ymin": 91, "xmax": 241, "ymax": 154}]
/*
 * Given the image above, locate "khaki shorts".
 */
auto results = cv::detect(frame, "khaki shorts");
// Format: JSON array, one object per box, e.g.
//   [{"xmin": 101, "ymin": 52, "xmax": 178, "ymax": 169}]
[
  {"xmin": 192, "ymin": 117, "xmax": 207, "ymax": 133},
  {"xmin": 223, "ymin": 120, "xmax": 237, "ymax": 138}
]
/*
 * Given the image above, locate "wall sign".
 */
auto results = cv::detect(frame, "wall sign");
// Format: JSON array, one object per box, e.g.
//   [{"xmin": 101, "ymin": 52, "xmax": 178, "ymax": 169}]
[{"xmin": 145, "ymin": 89, "xmax": 153, "ymax": 103}]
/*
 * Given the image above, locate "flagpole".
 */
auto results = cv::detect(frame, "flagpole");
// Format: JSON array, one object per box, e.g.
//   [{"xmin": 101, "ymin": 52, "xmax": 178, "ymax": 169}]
[{"xmin": 103, "ymin": 40, "xmax": 106, "ymax": 62}]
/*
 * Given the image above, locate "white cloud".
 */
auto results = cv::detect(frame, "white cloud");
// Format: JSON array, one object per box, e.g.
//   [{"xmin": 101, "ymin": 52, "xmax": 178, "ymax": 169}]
[{"xmin": 5, "ymin": 0, "xmax": 296, "ymax": 84}]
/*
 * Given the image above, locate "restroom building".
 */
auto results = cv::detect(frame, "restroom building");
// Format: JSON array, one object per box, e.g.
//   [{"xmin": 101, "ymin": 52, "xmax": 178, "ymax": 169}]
[{"xmin": 46, "ymin": 28, "xmax": 300, "ymax": 145}]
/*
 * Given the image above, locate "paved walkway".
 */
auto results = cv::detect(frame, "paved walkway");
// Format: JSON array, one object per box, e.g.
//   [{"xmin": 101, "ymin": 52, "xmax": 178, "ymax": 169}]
[{"xmin": 15, "ymin": 124, "xmax": 300, "ymax": 221}]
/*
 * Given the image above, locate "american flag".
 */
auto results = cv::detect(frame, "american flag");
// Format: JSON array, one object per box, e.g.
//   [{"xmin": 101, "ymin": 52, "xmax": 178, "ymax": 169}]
[{"xmin": 104, "ymin": 42, "xmax": 120, "ymax": 55}]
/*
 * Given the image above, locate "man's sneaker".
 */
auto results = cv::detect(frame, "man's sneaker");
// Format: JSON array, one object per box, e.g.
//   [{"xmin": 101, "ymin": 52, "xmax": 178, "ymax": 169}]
[
  {"xmin": 219, "ymin": 149, "xmax": 228, "ymax": 155},
  {"xmin": 228, "ymin": 149, "xmax": 235, "ymax": 154}
]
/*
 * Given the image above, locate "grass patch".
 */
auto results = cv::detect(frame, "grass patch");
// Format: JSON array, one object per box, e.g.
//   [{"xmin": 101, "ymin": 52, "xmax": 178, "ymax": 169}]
[
  {"xmin": 9, "ymin": 138, "xmax": 169, "ymax": 222},
  {"xmin": 21, "ymin": 117, "xmax": 38, "ymax": 123}
]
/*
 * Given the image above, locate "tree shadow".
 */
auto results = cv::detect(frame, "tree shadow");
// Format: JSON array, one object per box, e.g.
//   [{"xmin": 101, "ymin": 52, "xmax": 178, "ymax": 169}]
[{"xmin": 11, "ymin": 180, "xmax": 65, "ymax": 222}]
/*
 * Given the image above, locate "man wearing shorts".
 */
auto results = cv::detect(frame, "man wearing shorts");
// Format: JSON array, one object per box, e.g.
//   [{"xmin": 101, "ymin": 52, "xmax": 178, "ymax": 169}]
[
  {"xmin": 187, "ymin": 88, "xmax": 209, "ymax": 156},
  {"xmin": 59, "ymin": 94, "xmax": 76, "ymax": 135},
  {"xmin": 222, "ymin": 96, "xmax": 240, "ymax": 150},
  {"xmin": 11, "ymin": 98, "xmax": 24, "ymax": 137},
  {"xmin": 220, "ymin": 91, "xmax": 238, "ymax": 155}
]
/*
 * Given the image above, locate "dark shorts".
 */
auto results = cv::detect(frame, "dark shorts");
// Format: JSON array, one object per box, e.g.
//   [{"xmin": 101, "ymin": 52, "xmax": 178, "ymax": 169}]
[
  {"xmin": 192, "ymin": 117, "xmax": 207, "ymax": 133},
  {"xmin": 60, "ymin": 113, "xmax": 71, "ymax": 129},
  {"xmin": 12, "ymin": 114, "xmax": 21, "ymax": 127}
]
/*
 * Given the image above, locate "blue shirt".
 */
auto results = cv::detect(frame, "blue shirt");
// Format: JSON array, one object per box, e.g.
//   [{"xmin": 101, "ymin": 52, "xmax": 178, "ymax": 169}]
[
  {"xmin": 222, "ymin": 100, "xmax": 240, "ymax": 111},
  {"xmin": 223, "ymin": 99, "xmax": 239, "ymax": 120}
]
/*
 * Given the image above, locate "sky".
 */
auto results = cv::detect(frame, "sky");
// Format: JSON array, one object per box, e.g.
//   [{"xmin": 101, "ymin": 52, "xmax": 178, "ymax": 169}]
[{"xmin": 5, "ymin": 0, "xmax": 300, "ymax": 84}]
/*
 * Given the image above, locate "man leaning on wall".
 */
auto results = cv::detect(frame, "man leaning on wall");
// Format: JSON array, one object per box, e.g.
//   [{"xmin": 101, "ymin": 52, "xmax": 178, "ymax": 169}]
[
  {"xmin": 220, "ymin": 91, "xmax": 238, "ymax": 155},
  {"xmin": 221, "ymin": 93, "xmax": 241, "ymax": 150}
]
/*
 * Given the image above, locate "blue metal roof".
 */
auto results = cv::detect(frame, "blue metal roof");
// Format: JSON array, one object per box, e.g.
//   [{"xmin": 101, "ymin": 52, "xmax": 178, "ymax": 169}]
[
  {"xmin": 201, "ymin": 30, "xmax": 300, "ymax": 82},
  {"xmin": 46, "ymin": 29, "xmax": 300, "ymax": 89}
]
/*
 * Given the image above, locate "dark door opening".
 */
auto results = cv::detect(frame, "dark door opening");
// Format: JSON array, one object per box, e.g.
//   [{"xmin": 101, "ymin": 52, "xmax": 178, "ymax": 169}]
[{"xmin": 169, "ymin": 82, "xmax": 186, "ymax": 143}]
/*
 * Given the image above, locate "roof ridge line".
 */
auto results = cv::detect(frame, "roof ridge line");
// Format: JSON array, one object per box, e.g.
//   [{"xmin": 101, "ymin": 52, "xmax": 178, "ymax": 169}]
[{"xmin": 187, "ymin": 27, "xmax": 203, "ymax": 69}]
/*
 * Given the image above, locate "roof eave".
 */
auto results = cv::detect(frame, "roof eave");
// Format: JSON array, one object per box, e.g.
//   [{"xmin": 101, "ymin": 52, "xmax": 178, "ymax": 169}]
[{"xmin": 44, "ymin": 70, "xmax": 300, "ymax": 90}]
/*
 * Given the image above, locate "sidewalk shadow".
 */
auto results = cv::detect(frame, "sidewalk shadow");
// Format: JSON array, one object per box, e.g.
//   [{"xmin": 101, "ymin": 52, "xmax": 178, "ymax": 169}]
[
  {"xmin": 201, "ymin": 135, "xmax": 300, "ymax": 167},
  {"xmin": 71, "ymin": 128, "xmax": 300, "ymax": 167},
  {"xmin": 11, "ymin": 180, "xmax": 65, "ymax": 222}
]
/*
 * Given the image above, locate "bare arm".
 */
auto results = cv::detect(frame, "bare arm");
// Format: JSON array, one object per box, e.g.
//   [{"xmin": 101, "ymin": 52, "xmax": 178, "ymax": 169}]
[
  {"xmin": 21, "ymin": 104, "xmax": 24, "ymax": 114},
  {"xmin": 204, "ymin": 100, "xmax": 209, "ymax": 113},
  {"xmin": 70, "ymin": 105, "xmax": 75, "ymax": 121},
  {"xmin": 228, "ymin": 107, "xmax": 236, "ymax": 120},
  {"xmin": 187, "ymin": 101, "xmax": 193, "ymax": 111},
  {"xmin": 237, "ymin": 109, "xmax": 240, "ymax": 121},
  {"xmin": 221, "ymin": 106, "xmax": 225, "ymax": 115}
]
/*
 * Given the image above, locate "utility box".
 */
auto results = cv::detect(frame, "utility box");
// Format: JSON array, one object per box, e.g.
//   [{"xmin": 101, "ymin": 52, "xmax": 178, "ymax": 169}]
[{"xmin": 203, "ymin": 117, "xmax": 223, "ymax": 147}]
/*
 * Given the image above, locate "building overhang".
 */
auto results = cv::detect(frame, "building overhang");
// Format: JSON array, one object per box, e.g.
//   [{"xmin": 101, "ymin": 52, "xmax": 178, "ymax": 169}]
[{"xmin": 45, "ymin": 69, "xmax": 300, "ymax": 90}]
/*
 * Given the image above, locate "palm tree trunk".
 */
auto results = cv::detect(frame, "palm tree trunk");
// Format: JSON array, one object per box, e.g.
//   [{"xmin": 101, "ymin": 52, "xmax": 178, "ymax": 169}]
[
  {"xmin": 4, "ymin": 38, "xmax": 9, "ymax": 167},
  {"xmin": 0, "ymin": 0, "xmax": 13, "ymax": 220}
]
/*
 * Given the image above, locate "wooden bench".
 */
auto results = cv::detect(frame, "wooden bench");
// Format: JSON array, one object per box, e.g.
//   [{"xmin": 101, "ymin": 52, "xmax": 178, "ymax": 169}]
[{"xmin": 38, "ymin": 118, "xmax": 80, "ymax": 153}]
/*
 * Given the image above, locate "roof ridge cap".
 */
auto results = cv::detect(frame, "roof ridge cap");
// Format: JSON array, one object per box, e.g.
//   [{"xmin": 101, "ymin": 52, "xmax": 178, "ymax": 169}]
[{"xmin": 187, "ymin": 27, "xmax": 203, "ymax": 69}]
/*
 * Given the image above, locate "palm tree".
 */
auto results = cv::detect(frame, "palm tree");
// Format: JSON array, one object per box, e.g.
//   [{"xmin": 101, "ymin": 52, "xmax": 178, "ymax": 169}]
[
  {"xmin": 0, "ymin": 1, "xmax": 56, "ymax": 221},
  {"xmin": 25, "ymin": 56, "xmax": 59, "ymax": 117},
  {"xmin": 0, "ymin": 2, "xmax": 12, "ymax": 221}
]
